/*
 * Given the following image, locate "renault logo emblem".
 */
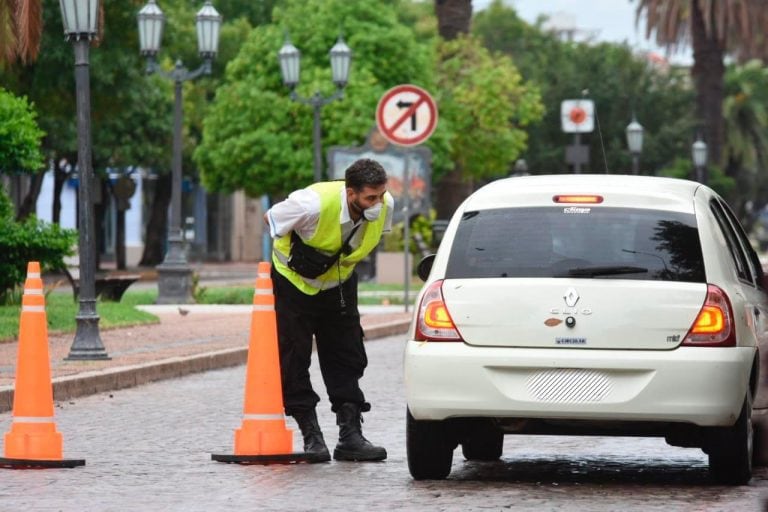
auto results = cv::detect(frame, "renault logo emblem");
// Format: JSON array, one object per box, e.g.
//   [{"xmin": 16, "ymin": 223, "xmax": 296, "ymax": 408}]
[{"xmin": 563, "ymin": 287, "xmax": 579, "ymax": 307}]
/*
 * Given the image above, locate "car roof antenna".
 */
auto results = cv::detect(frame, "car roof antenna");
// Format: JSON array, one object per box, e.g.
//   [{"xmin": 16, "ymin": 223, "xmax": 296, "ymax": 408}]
[{"xmin": 583, "ymin": 89, "xmax": 610, "ymax": 174}]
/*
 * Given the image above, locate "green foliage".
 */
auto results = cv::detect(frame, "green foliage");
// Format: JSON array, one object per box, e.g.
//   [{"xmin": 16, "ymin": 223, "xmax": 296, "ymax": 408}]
[
  {"xmin": 0, "ymin": 188, "xmax": 77, "ymax": 304},
  {"xmin": 0, "ymin": 87, "xmax": 45, "ymax": 174},
  {"xmin": 435, "ymin": 35, "xmax": 544, "ymax": 181},
  {"xmin": 195, "ymin": 0, "xmax": 442, "ymax": 196},
  {"xmin": 382, "ymin": 212, "xmax": 435, "ymax": 255},
  {"xmin": 656, "ymin": 157, "xmax": 736, "ymax": 198}
]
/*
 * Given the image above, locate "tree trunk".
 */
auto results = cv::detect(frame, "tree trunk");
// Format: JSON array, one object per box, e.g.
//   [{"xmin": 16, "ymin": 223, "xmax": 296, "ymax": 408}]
[
  {"xmin": 434, "ymin": 0, "xmax": 473, "ymax": 220},
  {"xmin": 16, "ymin": 172, "xmax": 44, "ymax": 221},
  {"xmin": 52, "ymin": 155, "xmax": 75, "ymax": 224},
  {"xmin": 435, "ymin": 0, "xmax": 472, "ymax": 40},
  {"xmin": 139, "ymin": 173, "xmax": 171, "ymax": 267},
  {"xmin": 435, "ymin": 165, "xmax": 473, "ymax": 220},
  {"xmin": 691, "ymin": 0, "xmax": 725, "ymax": 178}
]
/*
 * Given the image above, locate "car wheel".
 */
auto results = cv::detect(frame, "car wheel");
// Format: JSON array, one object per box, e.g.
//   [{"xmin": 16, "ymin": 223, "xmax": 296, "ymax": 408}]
[
  {"xmin": 708, "ymin": 393, "xmax": 753, "ymax": 485},
  {"xmin": 752, "ymin": 414, "xmax": 768, "ymax": 467},
  {"xmin": 461, "ymin": 425, "xmax": 503, "ymax": 461},
  {"xmin": 406, "ymin": 408, "xmax": 454, "ymax": 480}
]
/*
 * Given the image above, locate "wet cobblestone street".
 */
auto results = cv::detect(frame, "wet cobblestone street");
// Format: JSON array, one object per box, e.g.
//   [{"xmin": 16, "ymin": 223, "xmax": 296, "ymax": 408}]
[{"xmin": 1, "ymin": 334, "xmax": 767, "ymax": 511}]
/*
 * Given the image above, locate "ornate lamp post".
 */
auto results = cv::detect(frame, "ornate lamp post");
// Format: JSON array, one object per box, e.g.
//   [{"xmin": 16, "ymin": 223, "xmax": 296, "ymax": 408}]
[
  {"xmin": 625, "ymin": 115, "xmax": 644, "ymax": 175},
  {"xmin": 60, "ymin": 0, "xmax": 109, "ymax": 360},
  {"xmin": 692, "ymin": 137, "xmax": 708, "ymax": 184},
  {"xmin": 278, "ymin": 35, "xmax": 352, "ymax": 182},
  {"xmin": 137, "ymin": 1, "xmax": 221, "ymax": 304}
]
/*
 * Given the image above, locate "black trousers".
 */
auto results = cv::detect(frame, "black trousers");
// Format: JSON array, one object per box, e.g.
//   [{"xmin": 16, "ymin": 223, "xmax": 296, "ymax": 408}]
[{"xmin": 272, "ymin": 268, "xmax": 369, "ymax": 417}]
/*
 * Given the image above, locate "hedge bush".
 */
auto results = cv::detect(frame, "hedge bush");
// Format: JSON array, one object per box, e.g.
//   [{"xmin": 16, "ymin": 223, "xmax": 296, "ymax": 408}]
[{"xmin": 0, "ymin": 189, "xmax": 77, "ymax": 304}]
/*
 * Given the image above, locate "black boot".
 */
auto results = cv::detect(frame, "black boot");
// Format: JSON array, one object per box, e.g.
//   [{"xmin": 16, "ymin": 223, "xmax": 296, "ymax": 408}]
[
  {"xmin": 293, "ymin": 409, "xmax": 330, "ymax": 463},
  {"xmin": 333, "ymin": 403, "xmax": 387, "ymax": 461}
]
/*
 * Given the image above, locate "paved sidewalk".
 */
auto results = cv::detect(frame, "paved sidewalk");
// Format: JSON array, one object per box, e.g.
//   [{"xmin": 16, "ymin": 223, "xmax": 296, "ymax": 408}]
[{"xmin": 0, "ymin": 304, "xmax": 412, "ymax": 413}]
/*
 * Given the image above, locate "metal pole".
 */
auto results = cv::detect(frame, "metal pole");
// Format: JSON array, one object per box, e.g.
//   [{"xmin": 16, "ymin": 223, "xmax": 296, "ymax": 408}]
[
  {"xmin": 403, "ymin": 152, "xmax": 410, "ymax": 313},
  {"xmin": 632, "ymin": 153, "xmax": 639, "ymax": 175},
  {"xmin": 156, "ymin": 62, "xmax": 194, "ymax": 304},
  {"xmin": 67, "ymin": 39, "xmax": 109, "ymax": 361},
  {"xmin": 312, "ymin": 96, "xmax": 323, "ymax": 182},
  {"xmin": 574, "ymin": 133, "xmax": 581, "ymax": 174}
]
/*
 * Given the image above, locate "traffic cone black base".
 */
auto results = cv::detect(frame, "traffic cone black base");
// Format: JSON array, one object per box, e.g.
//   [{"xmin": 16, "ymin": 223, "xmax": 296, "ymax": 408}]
[
  {"xmin": 211, "ymin": 452, "xmax": 314, "ymax": 465},
  {"xmin": 0, "ymin": 457, "xmax": 85, "ymax": 469}
]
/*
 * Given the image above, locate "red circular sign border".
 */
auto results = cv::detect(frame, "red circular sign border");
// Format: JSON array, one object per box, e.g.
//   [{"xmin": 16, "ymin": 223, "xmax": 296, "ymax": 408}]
[{"xmin": 376, "ymin": 84, "xmax": 438, "ymax": 147}]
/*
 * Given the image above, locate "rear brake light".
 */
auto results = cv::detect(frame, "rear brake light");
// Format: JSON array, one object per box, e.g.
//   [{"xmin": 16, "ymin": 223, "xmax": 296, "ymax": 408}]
[
  {"xmin": 415, "ymin": 280, "xmax": 462, "ymax": 342},
  {"xmin": 553, "ymin": 195, "xmax": 604, "ymax": 204},
  {"xmin": 682, "ymin": 284, "xmax": 735, "ymax": 347}
]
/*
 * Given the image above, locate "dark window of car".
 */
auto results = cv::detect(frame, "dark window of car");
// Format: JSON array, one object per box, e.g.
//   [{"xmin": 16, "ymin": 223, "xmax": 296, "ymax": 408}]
[
  {"xmin": 709, "ymin": 200, "xmax": 752, "ymax": 283},
  {"xmin": 714, "ymin": 198, "xmax": 765, "ymax": 287},
  {"xmin": 446, "ymin": 207, "xmax": 705, "ymax": 282}
]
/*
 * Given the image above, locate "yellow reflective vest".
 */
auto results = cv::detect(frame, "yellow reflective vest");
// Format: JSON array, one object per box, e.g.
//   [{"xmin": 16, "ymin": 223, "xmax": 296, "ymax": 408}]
[{"xmin": 272, "ymin": 181, "xmax": 389, "ymax": 295}]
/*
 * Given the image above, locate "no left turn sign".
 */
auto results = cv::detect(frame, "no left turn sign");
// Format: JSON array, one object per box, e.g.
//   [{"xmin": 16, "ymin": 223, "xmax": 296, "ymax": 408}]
[{"xmin": 376, "ymin": 84, "xmax": 438, "ymax": 146}]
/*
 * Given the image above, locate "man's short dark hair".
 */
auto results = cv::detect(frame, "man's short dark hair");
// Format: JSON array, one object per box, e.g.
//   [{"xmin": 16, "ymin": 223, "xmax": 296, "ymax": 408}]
[{"xmin": 345, "ymin": 159, "xmax": 388, "ymax": 191}]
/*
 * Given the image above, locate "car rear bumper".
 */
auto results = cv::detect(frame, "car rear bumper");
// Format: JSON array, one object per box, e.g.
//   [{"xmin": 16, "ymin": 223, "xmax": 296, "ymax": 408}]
[{"xmin": 404, "ymin": 341, "xmax": 754, "ymax": 427}]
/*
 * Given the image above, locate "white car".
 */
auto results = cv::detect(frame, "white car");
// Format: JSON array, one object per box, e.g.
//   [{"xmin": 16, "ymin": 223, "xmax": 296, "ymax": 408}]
[{"xmin": 404, "ymin": 174, "xmax": 768, "ymax": 484}]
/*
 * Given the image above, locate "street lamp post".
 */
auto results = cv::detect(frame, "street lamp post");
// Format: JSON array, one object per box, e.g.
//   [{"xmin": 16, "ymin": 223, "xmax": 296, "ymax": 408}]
[
  {"xmin": 278, "ymin": 35, "xmax": 352, "ymax": 182},
  {"xmin": 60, "ymin": 0, "xmax": 109, "ymax": 360},
  {"xmin": 137, "ymin": 0, "xmax": 221, "ymax": 304},
  {"xmin": 692, "ymin": 137, "xmax": 708, "ymax": 184},
  {"xmin": 625, "ymin": 115, "xmax": 644, "ymax": 175}
]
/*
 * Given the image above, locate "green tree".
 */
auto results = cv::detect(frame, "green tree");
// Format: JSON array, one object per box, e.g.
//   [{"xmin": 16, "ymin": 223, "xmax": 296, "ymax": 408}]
[
  {"xmin": 722, "ymin": 60, "xmax": 768, "ymax": 218},
  {"xmin": 195, "ymin": 0, "xmax": 438, "ymax": 197},
  {"xmin": 473, "ymin": 1, "xmax": 695, "ymax": 177},
  {"xmin": 0, "ymin": 87, "xmax": 44, "ymax": 174},
  {"xmin": 433, "ymin": 34, "xmax": 543, "ymax": 217},
  {"xmin": 0, "ymin": 90, "xmax": 75, "ymax": 303}
]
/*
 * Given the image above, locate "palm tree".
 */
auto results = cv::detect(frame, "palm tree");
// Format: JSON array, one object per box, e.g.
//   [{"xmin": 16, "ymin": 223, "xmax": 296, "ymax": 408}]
[
  {"xmin": 636, "ymin": 0, "xmax": 768, "ymax": 178},
  {"xmin": 722, "ymin": 60, "xmax": 768, "ymax": 216},
  {"xmin": 0, "ymin": 0, "xmax": 43, "ymax": 65}
]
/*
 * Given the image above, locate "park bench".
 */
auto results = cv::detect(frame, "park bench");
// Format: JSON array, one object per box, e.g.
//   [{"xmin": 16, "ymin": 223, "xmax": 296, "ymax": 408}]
[{"xmin": 62, "ymin": 268, "xmax": 141, "ymax": 302}]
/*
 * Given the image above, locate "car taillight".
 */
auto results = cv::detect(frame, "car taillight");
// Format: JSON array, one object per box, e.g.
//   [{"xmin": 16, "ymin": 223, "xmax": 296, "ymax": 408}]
[
  {"xmin": 415, "ymin": 280, "xmax": 462, "ymax": 342},
  {"xmin": 682, "ymin": 284, "xmax": 736, "ymax": 347}
]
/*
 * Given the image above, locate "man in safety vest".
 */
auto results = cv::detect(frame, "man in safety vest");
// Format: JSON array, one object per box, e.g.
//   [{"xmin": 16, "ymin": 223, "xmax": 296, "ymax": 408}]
[{"xmin": 264, "ymin": 158, "xmax": 393, "ymax": 462}]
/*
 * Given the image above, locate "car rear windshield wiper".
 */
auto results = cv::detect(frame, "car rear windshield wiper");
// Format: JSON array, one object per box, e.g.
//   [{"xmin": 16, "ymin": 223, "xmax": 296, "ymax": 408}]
[{"xmin": 559, "ymin": 265, "xmax": 649, "ymax": 277}]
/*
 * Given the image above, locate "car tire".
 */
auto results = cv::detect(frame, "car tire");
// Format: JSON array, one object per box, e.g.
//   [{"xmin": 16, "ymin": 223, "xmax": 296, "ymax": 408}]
[
  {"xmin": 708, "ymin": 393, "xmax": 753, "ymax": 485},
  {"xmin": 752, "ymin": 414, "xmax": 768, "ymax": 467},
  {"xmin": 406, "ymin": 408, "xmax": 454, "ymax": 480},
  {"xmin": 461, "ymin": 425, "xmax": 503, "ymax": 461}
]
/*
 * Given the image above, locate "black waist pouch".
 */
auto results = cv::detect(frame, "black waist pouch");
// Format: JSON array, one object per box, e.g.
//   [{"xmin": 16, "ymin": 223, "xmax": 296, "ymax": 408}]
[{"xmin": 287, "ymin": 231, "xmax": 340, "ymax": 279}]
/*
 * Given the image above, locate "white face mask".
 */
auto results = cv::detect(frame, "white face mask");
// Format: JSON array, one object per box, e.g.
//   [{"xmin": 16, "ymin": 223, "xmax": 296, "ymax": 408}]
[{"xmin": 363, "ymin": 202, "xmax": 383, "ymax": 221}]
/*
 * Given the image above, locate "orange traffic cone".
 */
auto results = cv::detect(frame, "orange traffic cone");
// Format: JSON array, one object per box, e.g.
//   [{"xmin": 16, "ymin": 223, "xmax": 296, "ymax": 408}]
[
  {"xmin": 0, "ymin": 262, "xmax": 84, "ymax": 469},
  {"xmin": 212, "ymin": 261, "xmax": 311, "ymax": 464}
]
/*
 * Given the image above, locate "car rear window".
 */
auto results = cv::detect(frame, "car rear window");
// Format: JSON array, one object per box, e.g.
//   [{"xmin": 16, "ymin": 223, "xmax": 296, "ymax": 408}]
[{"xmin": 446, "ymin": 206, "xmax": 705, "ymax": 282}]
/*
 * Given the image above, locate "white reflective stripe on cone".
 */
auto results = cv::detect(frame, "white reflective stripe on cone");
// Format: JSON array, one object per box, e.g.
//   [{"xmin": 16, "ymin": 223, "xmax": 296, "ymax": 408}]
[
  {"xmin": 21, "ymin": 305, "xmax": 46, "ymax": 312},
  {"xmin": 258, "ymin": 272, "xmax": 269, "ymax": 278},
  {"xmin": 27, "ymin": 273, "xmax": 40, "ymax": 278},
  {"xmin": 25, "ymin": 289, "xmax": 43, "ymax": 295},
  {"xmin": 12, "ymin": 416, "xmax": 54, "ymax": 423},
  {"xmin": 243, "ymin": 413, "xmax": 284, "ymax": 421},
  {"xmin": 252, "ymin": 305, "xmax": 274, "ymax": 311},
  {"xmin": 253, "ymin": 289, "xmax": 271, "ymax": 295}
]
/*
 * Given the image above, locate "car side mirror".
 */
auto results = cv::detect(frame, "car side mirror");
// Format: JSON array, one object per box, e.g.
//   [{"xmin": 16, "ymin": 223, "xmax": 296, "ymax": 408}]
[{"xmin": 417, "ymin": 254, "xmax": 436, "ymax": 282}]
